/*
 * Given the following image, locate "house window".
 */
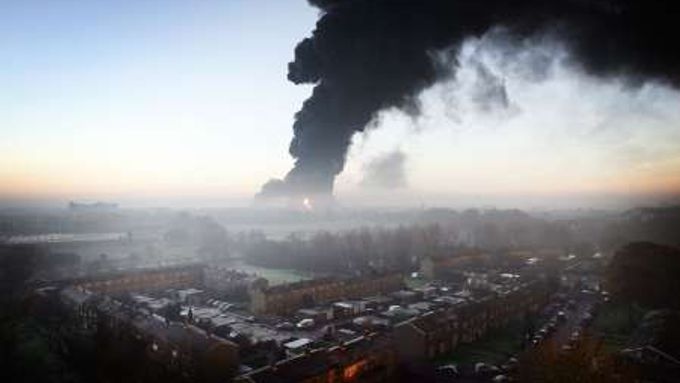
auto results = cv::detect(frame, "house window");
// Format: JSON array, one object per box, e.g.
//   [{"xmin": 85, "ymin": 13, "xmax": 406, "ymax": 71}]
[{"xmin": 343, "ymin": 360, "xmax": 367, "ymax": 381}]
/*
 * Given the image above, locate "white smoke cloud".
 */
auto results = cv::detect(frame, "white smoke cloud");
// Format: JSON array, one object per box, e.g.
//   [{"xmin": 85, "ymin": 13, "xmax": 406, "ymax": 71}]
[
  {"xmin": 337, "ymin": 29, "xmax": 680, "ymax": 208},
  {"xmin": 359, "ymin": 150, "xmax": 407, "ymax": 189}
]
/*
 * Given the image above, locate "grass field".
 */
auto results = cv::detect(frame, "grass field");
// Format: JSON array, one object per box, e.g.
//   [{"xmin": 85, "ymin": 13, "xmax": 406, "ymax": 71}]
[
  {"xmin": 437, "ymin": 320, "xmax": 527, "ymax": 366},
  {"xmin": 404, "ymin": 276, "xmax": 429, "ymax": 289},
  {"xmin": 236, "ymin": 263, "xmax": 316, "ymax": 285},
  {"xmin": 591, "ymin": 302, "xmax": 644, "ymax": 352},
  {"xmin": 220, "ymin": 258, "xmax": 320, "ymax": 285}
]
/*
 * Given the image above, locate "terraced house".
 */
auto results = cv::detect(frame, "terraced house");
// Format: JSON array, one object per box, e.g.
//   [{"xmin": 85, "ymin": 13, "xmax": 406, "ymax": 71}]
[
  {"xmin": 236, "ymin": 333, "xmax": 396, "ymax": 383},
  {"xmin": 394, "ymin": 279, "xmax": 551, "ymax": 360},
  {"xmin": 248, "ymin": 273, "xmax": 403, "ymax": 315},
  {"xmin": 73, "ymin": 263, "xmax": 204, "ymax": 294}
]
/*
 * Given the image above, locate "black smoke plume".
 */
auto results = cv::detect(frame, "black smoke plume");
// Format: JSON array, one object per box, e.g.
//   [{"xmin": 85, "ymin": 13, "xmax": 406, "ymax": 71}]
[{"xmin": 258, "ymin": 0, "xmax": 680, "ymax": 199}]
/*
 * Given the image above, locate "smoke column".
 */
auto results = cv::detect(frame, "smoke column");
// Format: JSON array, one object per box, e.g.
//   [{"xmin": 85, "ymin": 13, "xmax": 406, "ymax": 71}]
[
  {"xmin": 258, "ymin": 0, "xmax": 680, "ymax": 200},
  {"xmin": 360, "ymin": 150, "xmax": 408, "ymax": 190}
]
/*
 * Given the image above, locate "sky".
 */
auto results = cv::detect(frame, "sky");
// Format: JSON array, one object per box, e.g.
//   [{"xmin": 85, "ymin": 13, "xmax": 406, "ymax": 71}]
[{"xmin": 2, "ymin": 0, "xmax": 680, "ymax": 209}]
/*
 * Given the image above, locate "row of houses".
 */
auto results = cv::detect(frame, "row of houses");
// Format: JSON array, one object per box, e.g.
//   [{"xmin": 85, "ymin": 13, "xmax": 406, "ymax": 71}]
[
  {"xmin": 235, "ymin": 278, "xmax": 552, "ymax": 382},
  {"xmin": 236, "ymin": 332, "xmax": 396, "ymax": 383},
  {"xmin": 49, "ymin": 264, "xmax": 242, "ymax": 382},
  {"xmin": 203, "ymin": 266, "xmax": 258, "ymax": 298},
  {"xmin": 394, "ymin": 279, "xmax": 550, "ymax": 360},
  {"xmin": 68, "ymin": 262, "xmax": 258, "ymax": 297},
  {"xmin": 47, "ymin": 260, "xmax": 552, "ymax": 382},
  {"xmin": 248, "ymin": 273, "xmax": 403, "ymax": 315},
  {"xmin": 71, "ymin": 263, "xmax": 204, "ymax": 294},
  {"xmin": 58, "ymin": 284, "xmax": 240, "ymax": 382}
]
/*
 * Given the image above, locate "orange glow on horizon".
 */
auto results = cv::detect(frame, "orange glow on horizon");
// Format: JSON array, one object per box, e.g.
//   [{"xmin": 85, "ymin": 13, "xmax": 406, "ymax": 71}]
[{"xmin": 2, "ymin": 148, "xmax": 680, "ymax": 203}]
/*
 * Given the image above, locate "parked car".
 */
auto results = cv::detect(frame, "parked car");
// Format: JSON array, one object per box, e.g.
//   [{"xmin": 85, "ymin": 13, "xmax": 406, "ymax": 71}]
[
  {"xmin": 296, "ymin": 318, "xmax": 315, "ymax": 329},
  {"xmin": 501, "ymin": 357, "xmax": 518, "ymax": 373},
  {"xmin": 475, "ymin": 362, "xmax": 500, "ymax": 378},
  {"xmin": 275, "ymin": 321, "xmax": 295, "ymax": 331},
  {"xmin": 557, "ymin": 311, "xmax": 567, "ymax": 322},
  {"xmin": 580, "ymin": 312, "xmax": 593, "ymax": 325},
  {"xmin": 436, "ymin": 364, "xmax": 460, "ymax": 380}
]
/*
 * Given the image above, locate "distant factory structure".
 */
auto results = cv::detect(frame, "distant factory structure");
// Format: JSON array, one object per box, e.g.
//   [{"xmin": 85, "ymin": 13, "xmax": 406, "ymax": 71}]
[{"xmin": 68, "ymin": 201, "xmax": 118, "ymax": 212}]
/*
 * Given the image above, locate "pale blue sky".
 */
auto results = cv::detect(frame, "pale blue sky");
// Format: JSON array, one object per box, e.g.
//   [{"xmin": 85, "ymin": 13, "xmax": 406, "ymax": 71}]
[{"xmin": 1, "ymin": 0, "xmax": 317, "ymax": 203}]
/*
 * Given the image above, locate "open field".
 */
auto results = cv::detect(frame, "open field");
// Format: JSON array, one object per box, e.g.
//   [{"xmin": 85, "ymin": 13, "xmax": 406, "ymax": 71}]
[
  {"xmin": 437, "ymin": 320, "xmax": 528, "ymax": 366},
  {"xmin": 591, "ymin": 302, "xmax": 644, "ymax": 352}
]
